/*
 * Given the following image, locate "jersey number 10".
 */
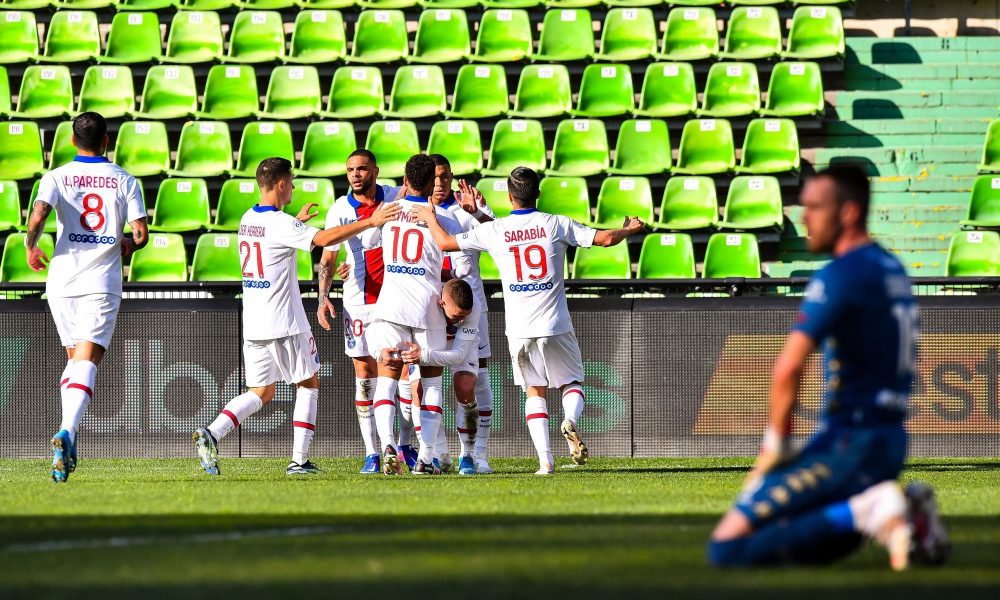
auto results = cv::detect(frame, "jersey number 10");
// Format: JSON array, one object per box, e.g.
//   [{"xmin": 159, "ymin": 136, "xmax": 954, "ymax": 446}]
[{"xmin": 390, "ymin": 226, "xmax": 424, "ymax": 264}]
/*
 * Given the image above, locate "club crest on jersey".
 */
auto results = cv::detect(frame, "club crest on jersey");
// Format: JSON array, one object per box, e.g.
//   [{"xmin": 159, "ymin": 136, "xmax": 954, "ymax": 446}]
[{"xmin": 504, "ymin": 227, "xmax": 547, "ymax": 243}]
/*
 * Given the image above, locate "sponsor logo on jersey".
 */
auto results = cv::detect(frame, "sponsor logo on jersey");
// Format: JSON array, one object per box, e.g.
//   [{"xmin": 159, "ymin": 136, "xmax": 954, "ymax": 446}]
[
  {"xmin": 504, "ymin": 226, "xmax": 547, "ymax": 243},
  {"xmin": 509, "ymin": 282, "xmax": 554, "ymax": 292},
  {"xmin": 68, "ymin": 233, "xmax": 117, "ymax": 245},
  {"xmin": 242, "ymin": 279, "xmax": 272, "ymax": 289},
  {"xmin": 386, "ymin": 264, "xmax": 427, "ymax": 276}
]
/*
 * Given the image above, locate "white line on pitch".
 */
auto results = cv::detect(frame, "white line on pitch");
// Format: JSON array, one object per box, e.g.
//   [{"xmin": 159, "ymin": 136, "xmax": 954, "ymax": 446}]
[{"xmin": 3, "ymin": 526, "xmax": 338, "ymax": 554}]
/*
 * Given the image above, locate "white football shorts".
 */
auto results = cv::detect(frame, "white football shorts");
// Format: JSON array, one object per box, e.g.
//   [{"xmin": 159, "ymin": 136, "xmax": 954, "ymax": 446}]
[
  {"xmin": 508, "ymin": 331, "xmax": 585, "ymax": 390},
  {"xmin": 48, "ymin": 293, "xmax": 121, "ymax": 349},
  {"xmin": 243, "ymin": 331, "xmax": 320, "ymax": 387},
  {"xmin": 342, "ymin": 303, "xmax": 374, "ymax": 359},
  {"xmin": 476, "ymin": 309, "xmax": 491, "ymax": 360},
  {"xmin": 367, "ymin": 319, "xmax": 446, "ymax": 362}
]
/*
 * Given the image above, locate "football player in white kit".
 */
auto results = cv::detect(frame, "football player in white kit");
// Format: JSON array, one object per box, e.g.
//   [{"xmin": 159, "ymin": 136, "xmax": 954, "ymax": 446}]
[
  {"xmin": 316, "ymin": 149, "xmax": 404, "ymax": 474},
  {"xmin": 193, "ymin": 158, "xmax": 401, "ymax": 476},
  {"xmin": 24, "ymin": 112, "xmax": 149, "ymax": 483},
  {"xmin": 363, "ymin": 154, "xmax": 469, "ymax": 475},
  {"xmin": 414, "ymin": 166, "xmax": 645, "ymax": 474}
]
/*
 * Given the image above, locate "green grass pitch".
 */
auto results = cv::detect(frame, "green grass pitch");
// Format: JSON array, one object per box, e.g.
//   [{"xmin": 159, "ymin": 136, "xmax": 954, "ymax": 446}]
[{"xmin": 1, "ymin": 457, "xmax": 998, "ymax": 599}]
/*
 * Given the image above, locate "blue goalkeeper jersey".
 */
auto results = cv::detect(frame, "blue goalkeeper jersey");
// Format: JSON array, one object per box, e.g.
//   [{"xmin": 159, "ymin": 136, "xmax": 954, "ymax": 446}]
[{"xmin": 793, "ymin": 242, "xmax": 917, "ymax": 427}]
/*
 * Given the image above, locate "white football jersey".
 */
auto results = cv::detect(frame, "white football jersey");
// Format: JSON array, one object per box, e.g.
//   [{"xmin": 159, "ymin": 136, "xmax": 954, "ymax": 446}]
[
  {"xmin": 367, "ymin": 196, "xmax": 465, "ymax": 330},
  {"xmin": 457, "ymin": 208, "xmax": 596, "ymax": 338},
  {"xmin": 323, "ymin": 185, "xmax": 400, "ymax": 309},
  {"xmin": 422, "ymin": 301, "xmax": 482, "ymax": 368},
  {"xmin": 35, "ymin": 156, "xmax": 146, "ymax": 298},
  {"xmin": 438, "ymin": 193, "xmax": 491, "ymax": 311},
  {"xmin": 238, "ymin": 205, "xmax": 319, "ymax": 341}
]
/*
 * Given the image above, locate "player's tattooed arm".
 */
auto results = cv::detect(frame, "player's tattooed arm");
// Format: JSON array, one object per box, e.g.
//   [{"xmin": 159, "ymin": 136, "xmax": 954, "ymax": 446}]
[
  {"xmin": 592, "ymin": 216, "xmax": 646, "ymax": 247},
  {"xmin": 122, "ymin": 217, "xmax": 149, "ymax": 260},
  {"xmin": 411, "ymin": 204, "xmax": 461, "ymax": 251},
  {"xmin": 24, "ymin": 201, "xmax": 52, "ymax": 271},
  {"xmin": 312, "ymin": 201, "xmax": 401, "ymax": 247},
  {"xmin": 316, "ymin": 250, "xmax": 337, "ymax": 331}
]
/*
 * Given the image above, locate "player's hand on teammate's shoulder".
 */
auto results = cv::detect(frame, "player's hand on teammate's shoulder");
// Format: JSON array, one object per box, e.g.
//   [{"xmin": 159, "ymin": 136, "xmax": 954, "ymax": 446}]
[
  {"xmin": 25, "ymin": 245, "xmax": 49, "ymax": 272},
  {"xmin": 295, "ymin": 202, "xmax": 319, "ymax": 223},
  {"xmin": 410, "ymin": 203, "xmax": 436, "ymax": 224},
  {"xmin": 456, "ymin": 179, "xmax": 485, "ymax": 214},
  {"xmin": 336, "ymin": 261, "xmax": 350, "ymax": 280},
  {"xmin": 371, "ymin": 201, "xmax": 402, "ymax": 226}
]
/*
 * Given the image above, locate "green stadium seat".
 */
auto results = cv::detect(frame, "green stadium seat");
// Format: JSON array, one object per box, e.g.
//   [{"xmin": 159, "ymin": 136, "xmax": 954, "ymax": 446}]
[
  {"xmin": 719, "ymin": 175, "xmax": 783, "ymax": 231},
  {"xmin": 635, "ymin": 62, "xmax": 697, "ymax": 118},
  {"xmin": 478, "ymin": 250, "xmax": 501, "ymax": 280},
  {"xmin": 537, "ymin": 177, "xmax": 590, "ymax": 223},
  {"xmin": 427, "ymin": 120, "xmax": 483, "ymax": 176},
  {"xmin": 40, "ymin": 11, "xmax": 101, "ymax": 64},
  {"xmin": 637, "ymin": 233, "xmax": 696, "ymax": 279},
  {"xmin": 114, "ymin": 121, "xmax": 171, "ymax": 177},
  {"xmin": 213, "ymin": 179, "xmax": 259, "ymax": 231},
  {"xmin": 962, "ymin": 175, "xmax": 1000, "ymax": 227},
  {"xmin": 534, "ymin": 9, "xmax": 593, "ymax": 62},
  {"xmin": 3, "ymin": 0, "xmax": 49, "ymax": 8},
  {"xmin": 239, "ymin": 0, "xmax": 297, "ymax": 8},
  {"xmin": 792, "ymin": 0, "xmax": 854, "ymax": 4},
  {"xmin": 699, "ymin": 62, "xmax": 761, "ymax": 118},
  {"xmin": 608, "ymin": 119, "xmax": 671, "ymax": 176},
  {"xmin": 178, "ymin": 0, "xmax": 235, "ymax": 10},
  {"xmin": 729, "ymin": 0, "xmax": 784, "ymax": 5},
  {"xmin": 673, "ymin": 119, "xmax": 735, "ymax": 175},
  {"xmin": 978, "ymin": 119, "xmax": 1000, "ymax": 173},
  {"xmin": 384, "ymin": 65, "xmax": 447, "ymax": 118},
  {"xmin": 287, "ymin": 10, "xmax": 346, "ymax": 64},
  {"xmin": 604, "ymin": 0, "xmax": 659, "ymax": 7},
  {"xmin": 298, "ymin": 249, "xmax": 314, "ymax": 281},
  {"xmin": 481, "ymin": 119, "xmax": 546, "ymax": 176},
  {"xmin": 420, "ymin": 0, "xmax": 479, "ymax": 7},
  {"xmin": 191, "ymin": 234, "xmax": 241, "ymax": 282},
  {"xmin": 231, "ymin": 122, "xmax": 295, "ymax": 178},
  {"xmin": 720, "ymin": 6, "xmax": 783, "ymax": 60},
  {"xmin": 285, "ymin": 178, "xmax": 335, "ymax": 227},
  {"xmin": 322, "ymin": 66, "xmax": 384, "ymax": 119},
  {"xmin": 737, "ymin": 118, "xmax": 800, "ymax": 175},
  {"xmin": 656, "ymin": 7, "xmax": 718, "ymax": 61},
  {"xmin": 129, "ymin": 233, "xmax": 188, "ymax": 282},
  {"xmin": 224, "ymin": 10, "xmax": 286, "ymax": 64},
  {"xmin": 197, "ymin": 65, "xmax": 260, "ymax": 120},
  {"xmin": 0, "ymin": 12, "xmax": 38, "ymax": 65},
  {"xmin": 0, "ymin": 68, "xmax": 8, "ymax": 116},
  {"xmin": 472, "ymin": 9, "xmax": 533, "ymax": 63},
  {"xmin": 98, "ymin": 12, "xmax": 162, "ymax": 64},
  {"xmin": 548, "ymin": 119, "xmax": 609, "ymax": 177},
  {"xmin": 946, "ymin": 231, "xmax": 1000, "ymax": 276},
  {"xmin": 10, "ymin": 66, "xmax": 74, "ymax": 119},
  {"xmin": 657, "ymin": 176, "xmax": 718, "ymax": 230},
  {"xmin": 150, "ymin": 178, "xmax": 211, "ymax": 232},
  {"xmin": 0, "ymin": 122, "xmax": 44, "ymax": 181},
  {"xmin": 118, "ymin": 0, "xmax": 175, "ymax": 9},
  {"xmin": 510, "ymin": 65, "xmax": 572, "ymax": 118},
  {"xmin": 593, "ymin": 176, "xmax": 654, "ymax": 229},
  {"xmin": 165, "ymin": 11, "xmax": 224, "ymax": 64},
  {"xmin": 298, "ymin": 122, "xmax": 356, "ymax": 178},
  {"xmin": 572, "ymin": 244, "xmax": 631, "ymax": 279},
  {"xmin": 761, "ymin": 61, "xmax": 824, "ymax": 118},
  {"xmin": 77, "ymin": 66, "xmax": 135, "ymax": 119},
  {"xmin": 544, "ymin": 0, "xmax": 600, "ymax": 6},
  {"xmin": 259, "ymin": 66, "xmax": 322, "ymax": 120},
  {"xmin": 703, "ymin": 233, "xmax": 761, "ymax": 278},
  {"xmin": 359, "ymin": 0, "xmax": 418, "ymax": 7},
  {"xmin": 447, "ymin": 64, "xmax": 508, "ymax": 119},
  {"xmin": 478, "ymin": 178, "xmax": 514, "ymax": 218},
  {"xmin": 412, "ymin": 8, "xmax": 470, "ymax": 64},
  {"xmin": 480, "ymin": 0, "xmax": 541, "ymax": 7},
  {"xmin": 135, "ymin": 66, "xmax": 197, "ymax": 120},
  {"xmin": 48, "ymin": 122, "xmax": 76, "ymax": 171},
  {"xmin": 572, "ymin": 64, "xmax": 635, "ymax": 117},
  {"xmin": 0, "ymin": 181, "xmax": 21, "ymax": 231},
  {"xmin": 783, "ymin": 6, "xmax": 845, "ymax": 60},
  {"xmin": 1, "ymin": 233, "xmax": 53, "ymax": 283},
  {"xmin": 296, "ymin": 0, "xmax": 356, "ymax": 7},
  {"xmin": 596, "ymin": 8, "xmax": 657, "ymax": 62},
  {"xmin": 170, "ymin": 121, "xmax": 233, "ymax": 177},
  {"xmin": 348, "ymin": 10, "xmax": 408, "ymax": 64},
  {"xmin": 365, "ymin": 121, "xmax": 420, "ymax": 179}
]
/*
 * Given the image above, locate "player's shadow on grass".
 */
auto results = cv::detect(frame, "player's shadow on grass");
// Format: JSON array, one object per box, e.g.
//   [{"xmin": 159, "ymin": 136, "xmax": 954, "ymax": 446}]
[
  {"xmin": 905, "ymin": 461, "xmax": 1000, "ymax": 472},
  {"xmin": 584, "ymin": 464, "xmax": 750, "ymax": 475}
]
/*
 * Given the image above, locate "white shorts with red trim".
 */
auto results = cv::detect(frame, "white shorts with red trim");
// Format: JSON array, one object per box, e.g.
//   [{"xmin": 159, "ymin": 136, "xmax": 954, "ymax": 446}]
[
  {"xmin": 366, "ymin": 319, "xmax": 446, "ymax": 361},
  {"xmin": 342, "ymin": 303, "xmax": 374, "ymax": 359},
  {"xmin": 476, "ymin": 309, "xmax": 491, "ymax": 360},
  {"xmin": 48, "ymin": 293, "xmax": 121, "ymax": 349},
  {"xmin": 243, "ymin": 332, "xmax": 320, "ymax": 388},
  {"xmin": 508, "ymin": 331, "xmax": 585, "ymax": 390}
]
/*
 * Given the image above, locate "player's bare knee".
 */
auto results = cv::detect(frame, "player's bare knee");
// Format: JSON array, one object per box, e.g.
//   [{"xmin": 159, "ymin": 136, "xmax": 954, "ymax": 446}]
[
  {"xmin": 296, "ymin": 373, "xmax": 319, "ymax": 389},
  {"xmin": 711, "ymin": 510, "xmax": 753, "ymax": 542},
  {"xmin": 453, "ymin": 372, "xmax": 477, "ymax": 403},
  {"xmin": 353, "ymin": 357, "xmax": 377, "ymax": 379}
]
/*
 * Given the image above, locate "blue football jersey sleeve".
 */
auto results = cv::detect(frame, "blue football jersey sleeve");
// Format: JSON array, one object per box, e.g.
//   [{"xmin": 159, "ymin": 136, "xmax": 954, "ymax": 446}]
[{"xmin": 793, "ymin": 267, "xmax": 852, "ymax": 344}]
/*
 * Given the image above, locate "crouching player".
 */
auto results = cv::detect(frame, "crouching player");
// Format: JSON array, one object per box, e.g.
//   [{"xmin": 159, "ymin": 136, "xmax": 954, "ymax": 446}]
[{"xmin": 708, "ymin": 165, "xmax": 949, "ymax": 569}]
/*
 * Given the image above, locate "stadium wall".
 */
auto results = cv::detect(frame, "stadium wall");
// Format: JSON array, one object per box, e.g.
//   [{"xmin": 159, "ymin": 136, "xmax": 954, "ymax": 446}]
[{"xmin": 1, "ymin": 296, "xmax": 998, "ymax": 459}]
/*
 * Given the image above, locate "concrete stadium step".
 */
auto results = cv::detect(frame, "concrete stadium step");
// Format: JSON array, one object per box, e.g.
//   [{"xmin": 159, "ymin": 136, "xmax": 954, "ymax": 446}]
[
  {"xmin": 815, "ymin": 148, "xmax": 982, "ymax": 168},
  {"xmin": 814, "ymin": 162, "xmax": 977, "ymax": 177},
  {"xmin": 831, "ymin": 91, "xmax": 1000, "ymax": 109},
  {"xmin": 845, "ymin": 64, "xmax": 1000, "ymax": 80},
  {"xmin": 821, "ymin": 133, "xmax": 986, "ymax": 147},
  {"xmin": 781, "ymin": 234, "xmax": 952, "ymax": 252},
  {"xmin": 842, "ymin": 77, "xmax": 1000, "ymax": 92},
  {"xmin": 831, "ymin": 105, "xmax": 998, "ymax": 119},
  {"xmin": 848, "ymin": 50, "xmax": 1000, "ymax": 65},
  {"xmin": 869, "ymin": 175, "xmax": 978, "ymax": 193},
  {"xmin": 847, "ymin": 38, "xmax": 1000, "ymax": 52},
  {"xmin": 826, "ymin": 119, "xmax": 993, "ymax": 136}
]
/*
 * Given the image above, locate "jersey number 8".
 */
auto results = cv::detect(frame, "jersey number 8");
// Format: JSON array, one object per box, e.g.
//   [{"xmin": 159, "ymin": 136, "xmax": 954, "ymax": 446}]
[{"xmin": 80, "ymin": 193, "xmax": 106, "ymax": 232}]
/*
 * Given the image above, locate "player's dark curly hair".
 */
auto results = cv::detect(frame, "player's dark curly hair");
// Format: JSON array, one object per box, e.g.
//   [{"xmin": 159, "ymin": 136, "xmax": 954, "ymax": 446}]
[
  {"xmin": 73, "ymin": 112, "xmax": 108, "ymax": 154},
  {"xmin": 404, "ymin": 154, "xmax": 436, "ymax": 196},
  {"xmin": 256, "ymin": 157, "xmax": 293, "ymax": 191},
  {"xmin": 443, "ymin": 278, "xmax": 474, "ymax": 310},
  {"xmin": 508, "ymin": 167, "xmax": 540, "ymax": 207},
  {"xmin": 815, "ymin": 163, "xmax": 871, "ymax": 225}
]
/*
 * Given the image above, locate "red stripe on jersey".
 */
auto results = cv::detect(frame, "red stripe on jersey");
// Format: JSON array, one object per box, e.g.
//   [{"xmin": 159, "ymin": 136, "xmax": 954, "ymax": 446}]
[
  {"xmin": 222, "ymin": 409, "xmax": 240, "ymax": 428},
  {"xmin": 355, "ymin": 400, "xmax": 373, "ymax": 407},
  {"xmin": 421, "ymin": 405, "xmax": 443, "ymax": 414},
  {"xmin": 66, "ymin": 383, "xmax": 93, "ymax": 398},
  {"xmin": 373, "ymin": 399, "xmax": 395, "ymax": 409},
  {"xmin": 441, "ymin": 255, "xmax": 453, "ymax": 280},
  {"xmin": 60, "ymin": 378, "xmax": 69, "ymax": 387},
  {"xmin": 525, "ymin": 413, "xmax": 549, "ymax": 421},
  {"xmin": 292, "ymin": 421, "xmax": 316, "ymax": 431},
  {"xmin": 478, "ymin": 410, "xmax": 493, "ymax": 416},
  {"xmin": 415, "ymin": 426, "xmax": 422, "ymax": 432},
  {"xmin": 355, "ymin": 202, "xmax": 384, "ymax": 305}
]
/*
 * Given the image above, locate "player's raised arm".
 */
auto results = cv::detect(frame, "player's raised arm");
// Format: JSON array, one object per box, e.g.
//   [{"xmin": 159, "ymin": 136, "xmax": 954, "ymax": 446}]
[
  {"xmin": 411, "ymin": 203, "xmax": 461, "ymax": 251},
  {"xmin": 312, "ymin": 201, "xmax": 401, "ymax": 248},
  {"xmin": 456, "ymin": 179, "xmax": 494, "ymax": 224},
  {"xmin": 592, "ymin": 217, "xmax": 646, "ymax": 247}
]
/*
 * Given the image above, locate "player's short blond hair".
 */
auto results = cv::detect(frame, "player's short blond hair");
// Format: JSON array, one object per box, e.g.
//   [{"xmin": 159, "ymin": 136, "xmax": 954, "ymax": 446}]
[{"xmin": 443, "ymin": 278, "xmax": 474, "ymax": 310}]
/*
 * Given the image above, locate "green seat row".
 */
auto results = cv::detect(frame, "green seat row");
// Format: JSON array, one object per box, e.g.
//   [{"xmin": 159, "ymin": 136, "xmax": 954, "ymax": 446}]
[{"xmin": 4, "ymin": 0, "xmax": 855, "ymax": 10}]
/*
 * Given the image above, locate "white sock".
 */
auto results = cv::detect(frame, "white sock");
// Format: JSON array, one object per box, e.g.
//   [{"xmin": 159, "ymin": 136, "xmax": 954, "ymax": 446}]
[
  {"xmin": 456, "ymin": 400, "xmax": 478, "ymax": 458},
  {"xmin": 435, "ymin": 418, "xmax": 449, "ymax": 462},
  {"xmin": 848, "ymin": 480, "xmax": 907, "ymax": 536},
  {"xmin": 561, "ymin": 384, "xmax": 585, "ymax": 425},
  {"xmin": 59, "ymin": 359, "xmax": 72, "ymax": 388},
  {"xmin": 417, "ymin": 376, "xmax": 443, "ymax": 463},
  {"xmin": 373, "ymin": 376, "xmax": 398, "ymax": 450},
  {"xmin": 208, "ymin": 391, "xmax": 263, "ymax": 441},
  {"xmin": 398, "ymin": 376, "xmax": 413, "ymax": 447},
  {"xmin": 525, "ymin": 395, "xmax": 551, "ymax": 467},
  {"xmin": 412, "ymin": 396, "xmax": 425, "ymax": 454},
  {"xmin": 292, "ymin": 387, "xmax": 318, "ymax": 465},
  {"xmin": 355, "ymin": 377, "xmax": 378, "ymax": 456},
  {"xmin": 60, "ymin": 360, "xmax": 97, "ymax": 444},
  {"xmin": 474, "ymin": 367, "xmax": 493, "ymax": 458}
]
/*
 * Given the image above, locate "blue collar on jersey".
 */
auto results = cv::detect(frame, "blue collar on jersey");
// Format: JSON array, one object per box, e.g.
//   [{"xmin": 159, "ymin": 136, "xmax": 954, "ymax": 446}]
[
  {"xmin": 405, "ymin": 194, "xmax": 429, "ymax": 203},
  {"xmin": 251, "ymin": 204, "xmax": 280, "ymax": 213},
  {"xmin": 73, "ymin": 155, "xmax": 109, "ymax": 163},
  {"xmin": 439, "ymin": 193, "xmax": 457, "ymax": 209},
  {"xmin": 511, "ymin": 208, "xmax": 537, "ymax": 215},
  {"xmin": 347, "ymin": 185, "xmax": 384, "ymax": 210}
]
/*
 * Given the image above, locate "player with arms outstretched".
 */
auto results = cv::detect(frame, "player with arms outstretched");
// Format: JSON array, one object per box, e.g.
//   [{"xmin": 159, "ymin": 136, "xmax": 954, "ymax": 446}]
[
  {"xmin": 415, "ymin": 166, "xmax": 644, "ymax": 474},
  {"xmin": 193, "ymin": 158, "xmax": 401, "ymax": 476},
  {"xmin": 708, "ymin": 165, "xmax": 949, "ymax": 570},
  {"xmin": 24, "ymin": 112, "xmax": 149, "ymax": 483}
]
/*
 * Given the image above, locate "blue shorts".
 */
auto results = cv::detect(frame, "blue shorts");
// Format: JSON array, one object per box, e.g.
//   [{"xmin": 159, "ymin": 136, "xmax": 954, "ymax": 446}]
[{"xmin": 734, "ymin": 424, "xmax": 907, "ymax": 528}]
